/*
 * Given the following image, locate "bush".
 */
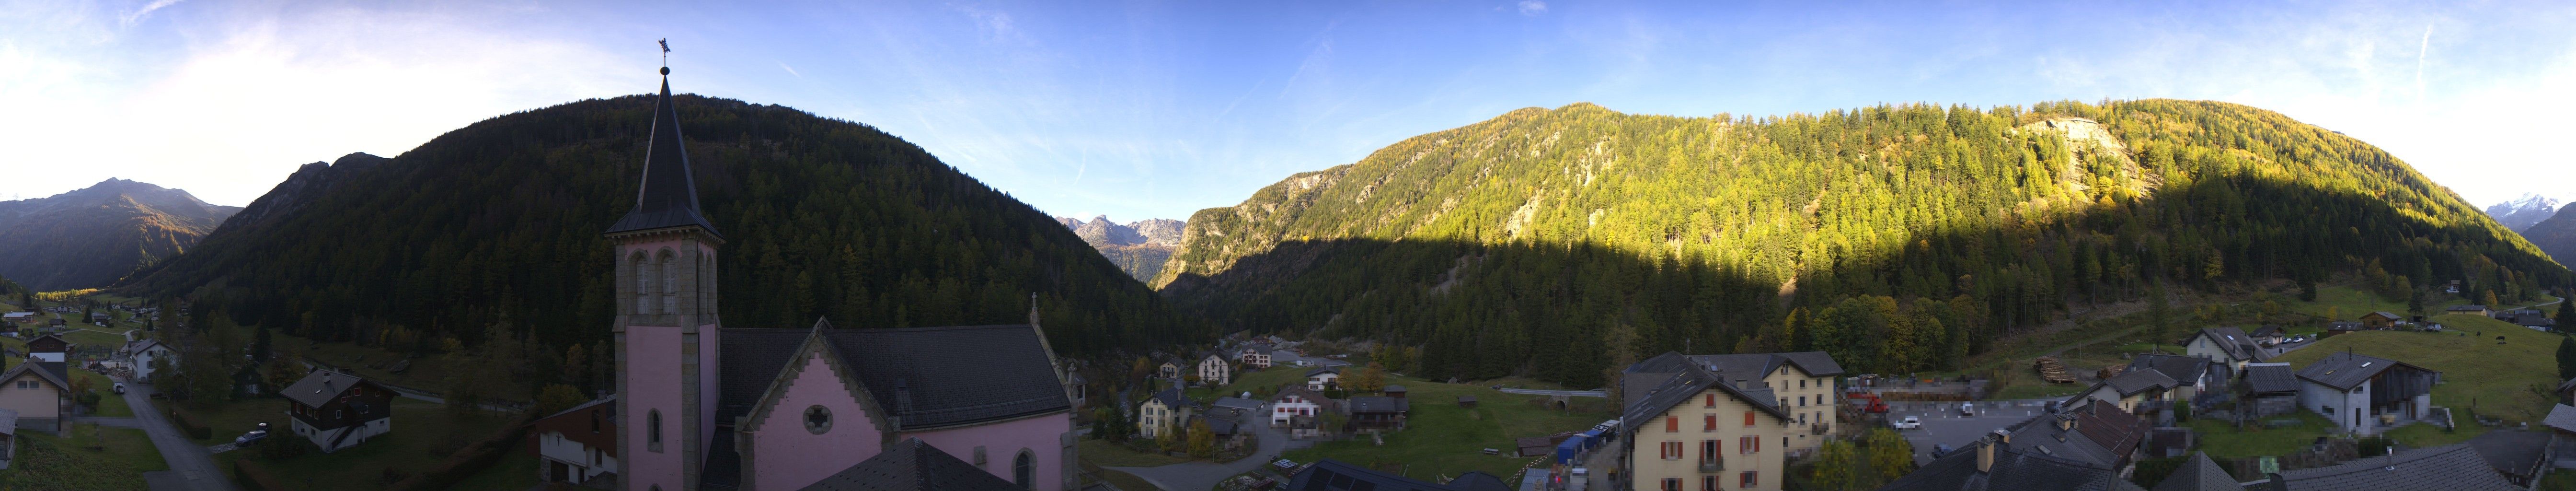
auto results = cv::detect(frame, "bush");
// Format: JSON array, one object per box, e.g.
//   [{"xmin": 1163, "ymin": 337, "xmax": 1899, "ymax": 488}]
[
  {"xmin": 387, "ymin": 414, "xmax": 534, "ymax": 491},
  {"xmin": 258, "ymin": 430, "xmax": 318, "ymax": 460},
  {"xmin": 234, "ymin": 459, "xmax": 286, "ymax": 491}
]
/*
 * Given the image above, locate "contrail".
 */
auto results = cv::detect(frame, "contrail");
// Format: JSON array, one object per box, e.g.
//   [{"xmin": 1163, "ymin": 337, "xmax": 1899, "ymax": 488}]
[{"xmin": 2415, "ymin": 24, "xmax": 2432, "ymax": 102}]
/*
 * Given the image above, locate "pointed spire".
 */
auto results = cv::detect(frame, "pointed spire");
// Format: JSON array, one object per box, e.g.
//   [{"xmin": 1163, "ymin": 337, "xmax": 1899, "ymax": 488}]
[{"xmin": 606, "ymin": 65, "xmax": 721, "ymax": 238}]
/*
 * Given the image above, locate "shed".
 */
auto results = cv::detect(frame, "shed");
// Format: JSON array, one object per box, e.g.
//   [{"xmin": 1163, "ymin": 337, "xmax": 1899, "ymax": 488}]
[
  {"xmin": 1515, "ymin": 437, "xmax": 1552, "ymax": 458},
  {"xmin": 1457, "ymin": 395, "xmax": 1477, "ymax": 408}
]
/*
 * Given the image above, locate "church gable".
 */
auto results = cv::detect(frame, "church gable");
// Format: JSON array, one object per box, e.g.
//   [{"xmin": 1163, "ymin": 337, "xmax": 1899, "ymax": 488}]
[{"xmin": 740, "ymin": 327, "xmax": 890, "ymax": 437}]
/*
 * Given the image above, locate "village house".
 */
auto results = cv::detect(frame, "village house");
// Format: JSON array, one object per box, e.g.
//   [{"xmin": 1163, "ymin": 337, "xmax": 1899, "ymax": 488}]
[
  {"xmin": 1159, "ymin": 361, "xmax": 1183, "ymax": 380},
  {"xmin": 1345, "ymin": 395, "xmax": 1408, "ymax": 433},
  {"xmin": 1192, "ymin": 404, "xmax": 1256, "ymax": 451},
  {"xmin": 2180, "ymin": 327, "xmax": 2266, "ymax": 369},
  {"xmin": 24, "ymin": 334, "xmax": 71, "ymax": 363},
  {"xmin": 122, "ymin": 339, "xmax": 173, "ymax": 380},
  {"xmin": 528, "ymin": 396, "xmax": 618, "ymax": 486},
  {"xmin": 2125, "ymin": 353, "xmax": 2224, "ymax": 407},
  {"xmin": 1269, "ymin": 385, "xmax": 1337, "ymax": 439},
  {"xmin": 1138, "ymin": 387, "xmax": 1195, "ymax": 440},
  {"xmin": 2498, "ymin": 309, "xmax": 2556, "ymax": 330},
  {"xmin": 86, "ymin": 312, "xmax": 108, "ymax": 326},
  {"xmin": 2360, "ymin": 311, "xmax": 2403, "ymax": 330},
  {"xmin": 2296, "ymin": 351, "xmax": 2439, "ymax": 434},
  {"xmin": 2066, "ymin": 370, "xmax": 2178, "ymax": 420},
  {"xmin": 1237, "ymin": 347, "xmax": 1272, "ymax": 370},
  {"xmin": 2240, "ymin": 362, "xmax": 2301, "ymax": 417},
  {"xmin": 1622, "ymin": 351, "xmax": 1845, "ymax": 454},
  {"xmin": 283, "ymin": 368, "xmax": 395, "ymax": 453},
  {"xmin": 1306, "ymin": 366, "xmax": 1341, "ymax": 391},
  {"xmin": 0, "ymin": 362, "xmax": 68, "ymax": 433},
  {"xmin": 1197, "ymin": 353, "xmax": 1231, "ymax": 386},
  {"xmin": 1618, "ymin": 362, "xmax": 1793, "ymax": 491},
  {"xmin": 2463, "ymin": 430, "xmax": 2553, "ymax": 488},
  {"xmin": 607, "ymin": 70, "xmax": 1077, "ymax": 491},
  {"xmin": 0, "ymin": 409, "xmax": 16, "ymax": 468},
  {"xmin": 2449, "ymin": 304, "xmax": 2493, "ymax": 317},
  {"xmin": 0, "ymin": 313, "xmax": 30, "ymax": 326},
  {"xmin": 2325, "ymin": 322, "xmax": 2362, "ymax": 336},
  {"xmin": 2249, "ymin": 325, "xmax": 2287, "ymax": 346}
]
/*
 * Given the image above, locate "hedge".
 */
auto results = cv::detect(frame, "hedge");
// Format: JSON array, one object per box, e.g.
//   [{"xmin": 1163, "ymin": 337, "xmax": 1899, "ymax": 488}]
[
  {"xmin": 234, "ymin": 459, "xmax": 286, "ymax": 491},
  {"xmin": 389, "ymin": 413, "xmax": 535, "ymax": 491},
  {"xmin": 169, "ymin": 407, "xmax": 213, "ymax": 440}
]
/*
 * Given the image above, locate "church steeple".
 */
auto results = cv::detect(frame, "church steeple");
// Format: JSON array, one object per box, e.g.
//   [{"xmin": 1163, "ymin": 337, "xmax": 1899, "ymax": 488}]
[{"xmin": 605, "ymin": 65, "xmax": 721, "ymax": 238}]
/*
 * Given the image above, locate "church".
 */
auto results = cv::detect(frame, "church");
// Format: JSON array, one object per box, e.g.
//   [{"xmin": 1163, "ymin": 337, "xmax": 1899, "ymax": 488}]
[{"xmin": 610, "ymin": 65, "xmax": 1077, "ymax": 491}]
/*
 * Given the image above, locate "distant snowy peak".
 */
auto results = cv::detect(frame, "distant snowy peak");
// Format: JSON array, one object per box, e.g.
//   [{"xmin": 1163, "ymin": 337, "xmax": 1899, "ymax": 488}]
[{"xmin": 2487, "ymin": 193, "xmax": 2566, "ymax": 232}]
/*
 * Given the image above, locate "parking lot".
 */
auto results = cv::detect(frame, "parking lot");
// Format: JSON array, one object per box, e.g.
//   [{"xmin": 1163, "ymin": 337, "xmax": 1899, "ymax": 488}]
[{"xmin": 1882, "ymin": 398, "xmax": 2061, "ymax": 464}]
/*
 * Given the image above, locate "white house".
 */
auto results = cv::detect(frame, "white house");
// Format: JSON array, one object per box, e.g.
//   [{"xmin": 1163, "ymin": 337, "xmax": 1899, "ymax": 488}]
[
  {"xmin": 2182, "ymin": 327, "xmax": 2265, "ymax": 369},
  {"xmin": 122, "ymin": 339, "xmax": 174, "ymax": 380},
  {"xmin": 2295, "ymin": 352, "xmax": 2438, "ymax": 434},
  {"xmin": 1306, "ymin": 366, "xmax": 1341, "ymax": 391},
  {"xmin": 529, "ymin": 396, "xmax": 618, "ymax": 486},
  {"xmin": 1238, "ymin": 348, "xmax": 1273, "ymax": 370},
  {"xmin": 1197, "ymin": 354, "xmax": 1232, "ymax": 386}
]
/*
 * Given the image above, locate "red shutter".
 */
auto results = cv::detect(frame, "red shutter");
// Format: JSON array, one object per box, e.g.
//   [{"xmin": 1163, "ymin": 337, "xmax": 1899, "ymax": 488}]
[
  {"xmin": 1703, "ymin": 414, "xmax": 1715, "ymax": 431},
  {"xmin": 1704, "ymin": 394, "xmax": 1715, "ymax": 408},
  {"xmin": 1744, "ymin": 411, "xmax": 1756, "ymax": 427},
  {"xmin": 1667, "ymin": 416, "xmax": 1679, "ymax": 433},
  {"xmin": 1741, "ymin": 471, "xmax": 1757, "ymax": 488}
]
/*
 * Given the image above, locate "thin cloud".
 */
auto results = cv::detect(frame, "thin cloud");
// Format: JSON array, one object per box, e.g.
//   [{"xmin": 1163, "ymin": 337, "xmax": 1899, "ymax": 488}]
[
  {"xmin": 120, "ymin": 0, "xmax": 186, "ymax": 27},
  {"xmin": 1518, "ymin": 0, "xmax": 1548, "ymax": 16},
  {"xmin": 778, "ymin": 61, "xmax": 801, "ymax": 77},
  {"xmin": 2414, "ymin": 23, "xmax": 2432, "ymax": 102}
]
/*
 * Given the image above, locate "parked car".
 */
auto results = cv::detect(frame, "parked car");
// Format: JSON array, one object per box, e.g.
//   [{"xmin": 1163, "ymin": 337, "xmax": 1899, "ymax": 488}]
[
  {"xmin": 1893, "ymin": 416, "xmax": 1921, "ymax": 430},
  {"xmin": 233, "ymin": 430, "xmax": 268, "ymax": 446},
  {"xmin": 112, "ymin": 383, "xmax": 125, "ymax": 395},
  {"xmin": 1959, "ymin": 402, "xmax": 1974, "ymax": 416},
  {"xmin": 1931, "ymin": 444, "xmax": 1955, "ymax": 458}
]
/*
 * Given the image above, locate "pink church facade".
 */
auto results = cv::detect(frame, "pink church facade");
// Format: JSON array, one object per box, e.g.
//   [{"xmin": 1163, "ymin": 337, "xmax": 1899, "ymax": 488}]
[{"xmin": 609, "ymin": 68, "xmax": 1075, "ymax": 491}]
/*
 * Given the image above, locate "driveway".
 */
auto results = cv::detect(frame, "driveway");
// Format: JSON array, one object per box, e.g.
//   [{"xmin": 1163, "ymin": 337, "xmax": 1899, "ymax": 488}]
[
  {"xmin": 1108, "ymin": 418, "xmax": 1314, "ymax": 491},
  {"xmin": 116, "ymin": 381, "xmax": 239, "ymax": 491}
]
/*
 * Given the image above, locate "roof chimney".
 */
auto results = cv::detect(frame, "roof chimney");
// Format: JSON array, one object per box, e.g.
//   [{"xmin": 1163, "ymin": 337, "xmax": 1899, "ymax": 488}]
[{"xmin": 1978, "ymin": 430, "xmax": 2007, "ymax": 473}]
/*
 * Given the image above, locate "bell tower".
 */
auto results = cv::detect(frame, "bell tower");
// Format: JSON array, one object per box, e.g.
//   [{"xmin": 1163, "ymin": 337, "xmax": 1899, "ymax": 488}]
[{"xmin": 609, "ymin": 62, "xmax": 724, "ymax": 491}]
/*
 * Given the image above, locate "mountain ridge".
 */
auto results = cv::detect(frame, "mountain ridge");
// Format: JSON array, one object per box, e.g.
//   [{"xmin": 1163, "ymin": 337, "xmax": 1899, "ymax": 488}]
[
  {"xmin": 0, "ymin": 178, "xmax": 240, "ymax": 290},
  {"xmin": 2486, "ymin": 193, "xmax": 2564, "ymax": 232},
  {"xmin": 1055, "ymin": 215, "xmax": 1186, "ymax": 281}
]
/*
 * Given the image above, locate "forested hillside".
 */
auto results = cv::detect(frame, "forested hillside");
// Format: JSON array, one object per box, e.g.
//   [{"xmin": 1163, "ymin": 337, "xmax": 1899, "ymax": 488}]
[
  {"xmin": 1156, "ymin": 100, "xmax": 2571, "ymax": 387},
  {"xmin": 118, "ymin": 93, "xmax": 1204, "ymax": 356},
  {"xmin": 2518, "ymin": 203, "xmax": 2576, "ymax": 268},
  {"xmin": 0, "ymin": 179, "xmax": 240, "ymax": 290}
]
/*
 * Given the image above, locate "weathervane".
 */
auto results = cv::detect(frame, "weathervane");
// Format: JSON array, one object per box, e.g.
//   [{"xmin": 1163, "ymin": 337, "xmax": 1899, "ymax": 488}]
[{"xmin": 658, "ymin": 38, "xmax": 671, "ymax": 74}]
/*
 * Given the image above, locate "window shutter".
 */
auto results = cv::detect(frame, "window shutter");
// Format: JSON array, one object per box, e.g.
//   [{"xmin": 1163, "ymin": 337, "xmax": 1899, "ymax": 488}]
[
  {"xmin": 1744, "ymin": 411, "xmax": 1756, "ymax": 427},
  {"xmin": 1742, "ymin": 471, "xmax": 1757, "ymax": 488},
  {"xmin": 1704, "ymin": 394, "xmax": 1715, "ymax": 408},
  {"xmin": 1703, "ymin": 414, "xmax": 1715, "ymax": 432},
  {"xmin": 1667, "ymin": 416, "xmax": 1678, "ymax": 433}
]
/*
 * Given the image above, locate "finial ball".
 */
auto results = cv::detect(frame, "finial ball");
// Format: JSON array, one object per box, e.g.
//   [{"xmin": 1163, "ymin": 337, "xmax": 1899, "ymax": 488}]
[{"xmin": 660, "ymin": 67, "xmax": 671, "ymax": 75}]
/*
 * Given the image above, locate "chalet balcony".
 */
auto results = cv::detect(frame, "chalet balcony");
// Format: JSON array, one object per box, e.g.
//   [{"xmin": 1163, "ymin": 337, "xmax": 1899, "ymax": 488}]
[
  {"xmin": 1811, "ymin": 424, "xmax": 1831, "ymax": 435},
  {"xmin": 1699, "ymin": 458, "xmax": 1724, "ymax": 473}
]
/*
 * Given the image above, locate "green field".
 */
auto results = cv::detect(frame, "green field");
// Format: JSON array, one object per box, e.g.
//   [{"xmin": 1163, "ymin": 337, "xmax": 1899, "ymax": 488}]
[
  {"xmin": 1079, "ymin": 438, "xmax": 1191, "ymax": 468},
  {"xmin": 2268, "ymin": 314, "xmax": 2555, "ymax": 432},
  {"xmin": 1, "ymin": 428, "xmax": 164, "ymax": 491},
  {"xmin": 2187, "ymin": 411, "xmax": 2336, "ymax": 458},
  {"xmin": 276, "ymin": 335, "xmax": 535, "ymax": 405},
  {"xmin": 1281, "ymin": 375, "xmax": 1610, "ymax": 482}
]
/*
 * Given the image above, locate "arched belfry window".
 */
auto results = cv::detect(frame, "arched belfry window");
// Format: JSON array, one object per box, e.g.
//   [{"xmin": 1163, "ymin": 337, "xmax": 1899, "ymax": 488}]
[
  {"xmin": 631, "ymin": 251, "xmax": 653, "ymax": 315},
  {"xmin": 699, "ymin": 253, "xmax": 716, "ymax": 317},
  {"xmin": 657, "ymin": 249, "xmax": 678, "ymax": 316},
  {"xmin": 647, "ymin": 409, "xmax": 664, "ymax": 452}
]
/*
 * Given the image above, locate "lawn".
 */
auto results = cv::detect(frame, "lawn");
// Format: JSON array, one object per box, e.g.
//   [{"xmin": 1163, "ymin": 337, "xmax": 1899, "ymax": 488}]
[
  {"xmin": 1281, "ymin": 375, "xmax": 1610, "ymax": 482},
  {"xmin": 201, "ymin": 397, "xmax": 522, "ymax": 491},
  {"xmin": 1080, "ymin": 438, "xmax": 1191, "ymax": 467},
  {"xmin": 74, "ymin": 367, "xmax": 133, "ymax": 417},
  {"xmin": 1216, "ymin": 365, "xmax": 1313, "ymax": 397},
  {"xmin": 2186, "ymin": 411, "xmax": 2334, "ymax": 459},
  {"xmin": 1, "ymin": 430, "xmax": 163, "ymax": 491}
]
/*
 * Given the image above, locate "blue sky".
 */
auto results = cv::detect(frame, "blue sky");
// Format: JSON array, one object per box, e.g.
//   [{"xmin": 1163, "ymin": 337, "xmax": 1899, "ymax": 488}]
[{"xmin": 6, "ymin": 0, "xmax": 2575, "ymax": 222}]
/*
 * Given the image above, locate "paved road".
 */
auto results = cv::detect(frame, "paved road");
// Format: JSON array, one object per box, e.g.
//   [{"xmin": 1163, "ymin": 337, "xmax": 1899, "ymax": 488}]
[
  {"xmin": 1108, "ymin": 416, "xmax": 1315, "ymax": 491},
  {"xmin": 1886, "ymin": 399, "xmax": 2060, "ymax": 465},
  {"xmin": 1497, "ymin": 387, "xmax": 1608, "ymax": 398},
  {"xmin": 117, "ymin": 381, "xmax": 239, "ymax": 491}
]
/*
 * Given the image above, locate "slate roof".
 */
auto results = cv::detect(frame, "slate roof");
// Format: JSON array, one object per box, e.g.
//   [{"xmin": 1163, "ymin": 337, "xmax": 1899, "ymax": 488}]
[
  {"xmin": 2546, "ymin": 404, "xmax": 2576, "ymax": 433},
  {"xmin": 797, "ymin": 438, "xmax": 1020, "ymax": 491},
  {"xmin": 2251, "ymin": 326, "xmax": 2284, "ymax": 338},
  {"xmin": 1617, "ymin": 364, "xmax": 1789, "ymax": 439},
  {"xmin": 1347, "ymin": 397, "xmax": 1408, "ymax": 415},
  {"xmin": 2128, "ymin": 353, "xmax": 2212, "ymax": 388},
  {"xmin": 2327, "ymin": 322, "xmax": 2362, "ymax": 331},
  {"xmin": 1273, "ymin": 386, "xmax": 1336, "ymax": 412},
  {"xmin": 280, "ymin": 368, "xmax": 378, "ymax": 408},
  {"xmin": 1306, "ymin": 366, "xmax": 1341, "ymax": 377},
  {"xmin": 2558, "ymin": 377, "xmax": 2576, "ymax": 395},
  {"xmin": 2363, "ymin": 312, "xmax": 2402, "ymax": 321},
  {"xmin": 2188, "ymin": 327, "xmax": 2263, "ymax": 362},
  {"xmin": 1875, "ymin": 436, "xmax": 2146, "ymax": 491},
  {"xmin": 718, "ymin": 323, "xmax": 1071, "ymax": 432},
  {"xmin": 2151, "ymin": 452, "xmax": 2239, "ymax": 491},
  {"xmin": 2294, "ymin": 351, "xmax": 2433, "ymax": 391},
  {"xmin": 2244, "ymin": 363, "xmax": 2300, "ymax": 394},
  {"xmin": 1198, "ymin": 407, "xmax": 1254, "ymax": 436},
  {"xmin": 2464, "ymin": 430, "xmax": 2551, "ymax": 482},
  {"xmin": 2104, "ymin": 369, "xmax": 2179, "ymax": 397},
  {"xmin": 1285, "ymin": 458, "xmax": 1512, "ymax": 491},
  {"xmin": 2271, "ymin": 444, "xmax": 2519, "ymax": 491},
  {"xmin": 2000, "ymin": 400, "xmax": 2147, "ymax": 468},
  {"xmin": 1149, "ymin": 388, "xmax": 1191, "ymax": 410},
  {"xmin": 1211, "ymin": 397, "xmax": 1264, "ymax": 412},
  {"xmin": 604, "ymin": 72, "xmax": 721, "ymax": 238}
]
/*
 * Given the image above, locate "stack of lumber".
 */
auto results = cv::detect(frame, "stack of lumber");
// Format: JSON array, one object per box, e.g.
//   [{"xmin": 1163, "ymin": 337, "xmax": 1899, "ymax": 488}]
[
  {"xmin": 2033, "ymin": 357, "xmax": 2076, "ymax": 383},
  {"xmin": 2097, "ymin": 364, "xmax": 2126, "ymax": 380}
]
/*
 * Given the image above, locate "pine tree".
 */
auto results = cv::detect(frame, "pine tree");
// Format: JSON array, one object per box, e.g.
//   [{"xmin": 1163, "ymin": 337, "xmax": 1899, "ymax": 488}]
[{"xmin": 2559, "ymin": 335, "xmax": 2576, "ymax": 381}]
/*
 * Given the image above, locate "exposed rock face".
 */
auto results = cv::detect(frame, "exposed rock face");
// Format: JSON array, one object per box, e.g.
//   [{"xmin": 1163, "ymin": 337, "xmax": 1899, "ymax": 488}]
[
  {"xmin": 0, "ymin": 178, "xmax": 242, "ymax": 290},
  {"xmin": 1053, "ymin": 215, "xmax": 1187, "ymax": 281},
  {"xmin": 2518, "ymin": 202, "xmax": 2576, "ymax": 267},
  {"xmin": 218, "ymin": 152, "xmax": 388, "ymax": 232},
  {"xmin": 2487, "ymin": 193, "xmax": 2564, "ymax": 232}
]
